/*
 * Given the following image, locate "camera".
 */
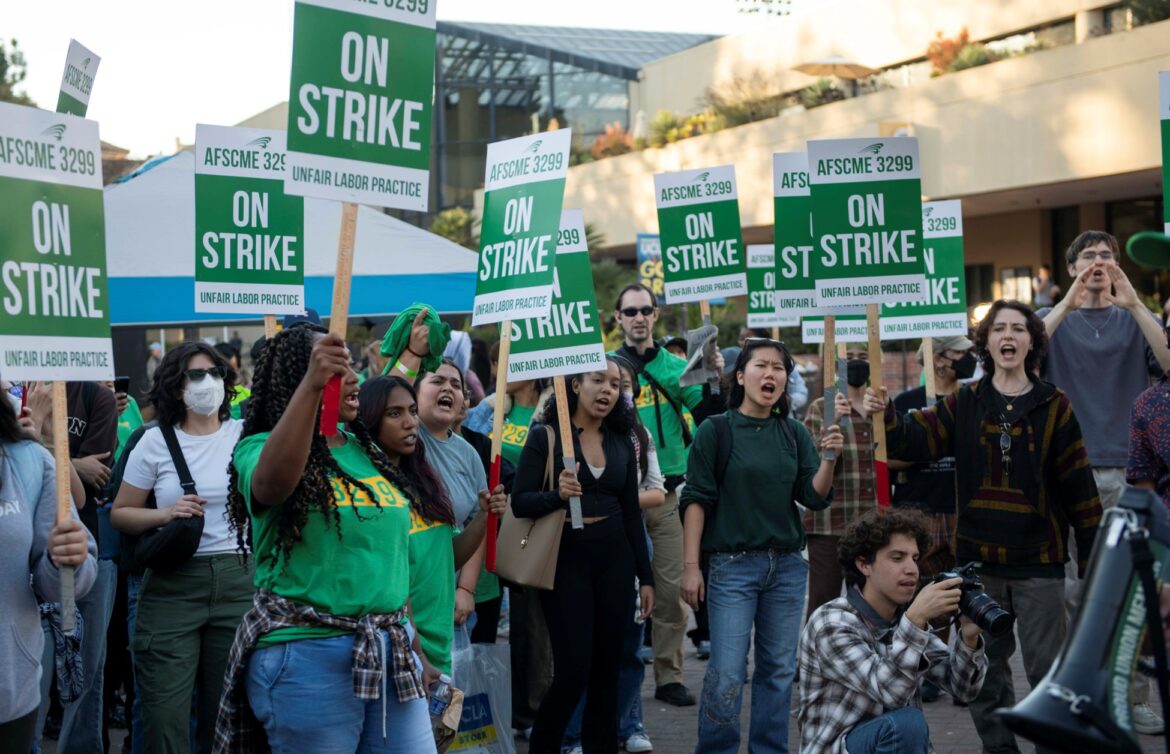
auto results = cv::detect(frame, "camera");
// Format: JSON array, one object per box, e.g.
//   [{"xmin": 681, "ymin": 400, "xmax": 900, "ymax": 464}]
[{"xmin": 929, "ymin": 562, "xmax": 1015, "ymax": 637}]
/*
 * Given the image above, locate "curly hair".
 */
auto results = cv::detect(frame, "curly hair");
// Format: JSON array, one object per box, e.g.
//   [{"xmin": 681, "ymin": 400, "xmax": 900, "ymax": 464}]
[
  {"xmin": 225, "ymin": 325, "xmax": 408, "ymax": 565},
  {"xmin": 838, "ymin": 509, "xmax": 932, "ymax": 588},
  {"xmin": 728, "ymin": 338, "xmax": 794, "ymax": 418},
  {"xmin": 354, "ymin": 376, "xmax": 455, "ymax": 525},
  {"xmin": 537, "ymin": 356, "xmax": 634, "ymax": 437},
  {"xmin": 973, "ymin": 299, "xmax": 1047, "ymax": 378},
  {"xmin": 148, "ymin": 341, "xmax": 237, "ymax": 427}
]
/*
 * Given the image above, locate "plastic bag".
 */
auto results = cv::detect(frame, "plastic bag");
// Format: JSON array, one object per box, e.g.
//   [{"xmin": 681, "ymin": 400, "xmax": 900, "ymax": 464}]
[{"xmin": 449, "ymin": 625, "xmax": 515, "ymax": 754}]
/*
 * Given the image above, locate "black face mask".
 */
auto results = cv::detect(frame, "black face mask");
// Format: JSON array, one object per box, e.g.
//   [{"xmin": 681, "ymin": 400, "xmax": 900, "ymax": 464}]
[
  {"xmin": 846, "ymin": 359, "xmax": 870, "ymax": 388},
  {"xmin": 949, "ymin": 352, "xmax": 978, "ymax": 380}
]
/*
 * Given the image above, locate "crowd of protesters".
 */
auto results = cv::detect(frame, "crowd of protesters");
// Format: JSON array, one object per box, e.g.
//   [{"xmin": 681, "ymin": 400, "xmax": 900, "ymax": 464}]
[{"xmin": 5, "ymin": 229, "xmax": 1170, "ymax": 754}]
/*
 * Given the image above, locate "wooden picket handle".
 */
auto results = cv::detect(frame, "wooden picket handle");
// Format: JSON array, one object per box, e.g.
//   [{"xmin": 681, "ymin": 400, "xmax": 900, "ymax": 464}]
[
  {"xmin": 553, "ymin": 376, "xmax": 583, "ymax": 529},
  {"xmin": 52, "ymin": 382, "xmax": 76, "ymax": 632},
  {"xmin": 866, "ymin": 303, "xmax": 890, "ymax": 508},
  {"xmin": 264, "ymin": 314, "xmax": 278, "ymax": 340},
  {"xmin": 697, "ymin": 299, "xmax": 719, "ymax": 395},
  {"xmin": 922, "ymin": 336, "xmax": 937, "ymax": 400},
  {"xmin": 485, "ymin": 322, "xmax": 512, "ymax": 573},
  {"xmin": 320, "ymin": 202, "xmax": 359, "ymax": 437}
]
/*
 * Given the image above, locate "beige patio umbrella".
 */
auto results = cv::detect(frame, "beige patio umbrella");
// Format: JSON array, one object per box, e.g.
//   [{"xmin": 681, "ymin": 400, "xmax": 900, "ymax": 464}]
[{"xmin": 793, "ymin": 55, "xmax": 877, "ymax": 95}]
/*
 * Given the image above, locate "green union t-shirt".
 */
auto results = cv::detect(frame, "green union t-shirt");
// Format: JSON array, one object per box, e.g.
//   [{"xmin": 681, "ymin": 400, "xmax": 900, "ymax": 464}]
[
  {"xmin": 234, "ymin": 431, "xmax": 413, "ymax": 647},
  {"xmin": 497, "ymin": 403, "xmax": 535, "ymax": 467},
  {"xmin": 409, "ymin": 515, "xmax": 456, "ymax": 674}
]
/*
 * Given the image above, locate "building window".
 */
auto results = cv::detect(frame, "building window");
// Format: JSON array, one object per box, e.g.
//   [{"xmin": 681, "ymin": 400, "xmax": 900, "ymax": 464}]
[{"xmin": 966, "ymin": 263, "xmax": 995, "ymax": 306}]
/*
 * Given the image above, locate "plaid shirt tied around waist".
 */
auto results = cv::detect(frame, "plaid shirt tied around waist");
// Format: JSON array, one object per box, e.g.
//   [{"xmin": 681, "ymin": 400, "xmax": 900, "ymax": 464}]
[{"xmin": 213, "ymin": 589, "xmax": 423, "ymax": 754}]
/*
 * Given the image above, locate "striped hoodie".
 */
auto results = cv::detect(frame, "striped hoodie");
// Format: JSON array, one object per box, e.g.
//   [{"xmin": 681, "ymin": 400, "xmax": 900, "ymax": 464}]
[{"xmin": 885, "ymin": 377, "xmax": 1101, "ymax": 579}]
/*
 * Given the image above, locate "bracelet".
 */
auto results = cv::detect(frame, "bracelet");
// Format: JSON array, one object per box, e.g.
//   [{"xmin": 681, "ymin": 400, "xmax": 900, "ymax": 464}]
[
  {"xmin": 457, "ymin": 585, "xmax": 476, "ymax": 597},
  {"xmin": 394, "ymin": 360, "xmax": 419, "ymax": 379},
  {"xmin": 406, "ymin": 345, "xmax": 426, "ymax": 358}
]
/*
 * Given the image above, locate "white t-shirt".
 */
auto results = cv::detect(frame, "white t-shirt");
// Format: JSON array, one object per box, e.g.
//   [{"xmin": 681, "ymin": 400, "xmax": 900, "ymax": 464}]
[{"xmin": 122, "ymin": 419, "xmax": 244, "ymax": 555}]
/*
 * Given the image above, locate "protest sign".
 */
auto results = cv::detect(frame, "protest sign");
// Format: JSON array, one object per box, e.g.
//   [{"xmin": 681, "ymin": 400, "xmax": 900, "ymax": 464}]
[
  {"xmin": 801, "ymin": 314, "xmax": 869, "ymax": 344},
  {"xmin": 285, "ymin": 0, "xmax": 435, "ymax": 210},
  {"xmin": 637, "ymin": 233, "xmax": 664, "ymax": 300},
  {"xmin": 746, "ymin": 244, "xmax": 798, "ymax": 328},
  {"xmin": 507, "ymin": 210, "xmax": 606, "ymax": 381},
  {"xmin": 472, "ymin": 130, "xmax": 571, "ymax": 326},
  {"xmin": 773, "ymin": 152, "xmax": 819, "ymax": 316},
  {"xmin": 195, "ymin": 125, "xmax": 305, "ymax": 315},
  {"xmin": 881, "ymin": 200, "xmax": 968, "ymax": 339},
  {"xmin": 56, "ymin": 40, "xmax": 100, "ymax": 117},
  {"xmin": 0, "ymin": 103, "xmax": 113, "ymax": 382},
  {"xmin": 1161, "ymin": 72, "xmax": 1170, "ymax": 234},
  {"xmin": 807, "ymin": 137, "xmax": 926, "ymax": 307},
  {"xmin": 654, "ymin": 165, "xmax": 746, "ymax": 304}
]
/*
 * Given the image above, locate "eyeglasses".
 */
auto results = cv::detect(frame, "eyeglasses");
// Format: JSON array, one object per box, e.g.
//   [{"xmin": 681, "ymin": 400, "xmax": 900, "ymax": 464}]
[
  {"xmin": 185, "ymin": 366, "xmax": 227, "ymax": 382},
  {"xmin": 1077, "ymin": 250, "xmax": 1114, "ymax": 262},
  {"xmin": 620, "ymin": 306, "xmax": 655, "ymax": 318},
  {"xmin": 998, "ymin": 422, "xmax": 1012, "ymax": 478}
]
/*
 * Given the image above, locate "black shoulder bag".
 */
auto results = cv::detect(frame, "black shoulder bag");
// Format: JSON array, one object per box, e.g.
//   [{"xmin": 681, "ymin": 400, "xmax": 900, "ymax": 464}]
[{"xmin": 134, "ymin": 425, "xmax": 203, "ymax": 571}]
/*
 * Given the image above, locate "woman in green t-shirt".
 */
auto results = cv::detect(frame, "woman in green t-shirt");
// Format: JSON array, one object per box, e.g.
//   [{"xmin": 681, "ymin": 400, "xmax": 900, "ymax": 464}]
[
  {"xmin": 218, "ymin": 326, "xmax": 436, "ymax": 754},
  {"xmin": 355, "ymin": 375, "xmax": 506, "ymax": 676}
]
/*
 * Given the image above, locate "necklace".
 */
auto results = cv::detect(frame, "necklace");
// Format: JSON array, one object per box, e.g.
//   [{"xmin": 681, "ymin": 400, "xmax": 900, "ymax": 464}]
[
  {"xmin": 1075, "ymin": 306, "xmax": 1116, "ymax": 339},
  {"xmin": 994, "ymin": 379, "xmax": 1031, "ymax": 412}
]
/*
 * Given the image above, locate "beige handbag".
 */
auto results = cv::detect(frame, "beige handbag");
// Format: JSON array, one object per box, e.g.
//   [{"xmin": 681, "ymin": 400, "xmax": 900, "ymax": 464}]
[{"xmin": 495, "ymin": 426, "xmax": 565, "ymax": 590}]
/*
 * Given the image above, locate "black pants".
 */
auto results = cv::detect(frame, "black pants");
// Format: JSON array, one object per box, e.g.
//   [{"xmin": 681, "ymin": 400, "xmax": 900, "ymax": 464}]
[
  {"xmin": 0, "ymin": 708, "xmax": 37, "ymax": 752},
  {"xmin": 529, "ymin": 516, "xmax": 635, "ymax": 754}
]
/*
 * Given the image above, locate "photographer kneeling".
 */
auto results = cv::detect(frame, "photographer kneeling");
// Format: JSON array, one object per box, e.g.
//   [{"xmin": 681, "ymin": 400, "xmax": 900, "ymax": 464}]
[{"xmin": 798, "ymin": 509, "xmax": 988, "ymax": 754}]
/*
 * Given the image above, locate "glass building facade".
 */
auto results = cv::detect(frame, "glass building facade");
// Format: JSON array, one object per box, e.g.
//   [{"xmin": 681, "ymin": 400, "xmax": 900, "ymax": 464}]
[{"xmin": 432, "ymin": 22, "xmax": 716, "ymax": 211}]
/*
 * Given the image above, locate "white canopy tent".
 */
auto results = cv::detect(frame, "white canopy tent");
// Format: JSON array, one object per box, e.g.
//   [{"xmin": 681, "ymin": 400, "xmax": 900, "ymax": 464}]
[{"xmin": 104, "ymin": 151, "xmax": 478, "ymax": 326}]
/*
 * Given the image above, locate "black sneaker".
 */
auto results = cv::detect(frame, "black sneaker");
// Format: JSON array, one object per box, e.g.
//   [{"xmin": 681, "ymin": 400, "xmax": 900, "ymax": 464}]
[
  {"xmin": 654, "ymin": 683, "xmax": 696, "ymax": 707},
  {"xmin": 920, "ymin": 678, "xmax": 941, "ymax": 704}
]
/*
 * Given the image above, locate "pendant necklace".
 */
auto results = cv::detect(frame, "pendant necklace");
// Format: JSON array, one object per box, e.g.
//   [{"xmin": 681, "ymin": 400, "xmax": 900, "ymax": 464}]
[
  {"xmin": 997, "ymin": 381, "xmax": 1030, "ymax": 412},
  {"xmin": 1076, "ymin": 306, "xmax": 1115, "ymax": 339}
]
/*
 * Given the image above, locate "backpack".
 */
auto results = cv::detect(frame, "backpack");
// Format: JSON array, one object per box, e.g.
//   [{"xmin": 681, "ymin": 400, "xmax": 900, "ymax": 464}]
[{"xmin": 708, "ymin": 412, "xmax": 798, "ymax": 487}]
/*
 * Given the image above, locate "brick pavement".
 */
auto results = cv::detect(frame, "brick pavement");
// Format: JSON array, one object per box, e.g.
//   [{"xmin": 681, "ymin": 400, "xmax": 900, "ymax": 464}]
[{"xmin": 512, "ymin": 643, "xmax": 1169, "ymax": 754}]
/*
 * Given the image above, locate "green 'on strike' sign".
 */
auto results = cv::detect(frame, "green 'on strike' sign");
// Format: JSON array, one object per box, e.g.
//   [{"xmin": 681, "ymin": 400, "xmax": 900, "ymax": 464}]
[
  {"xmin": 0, "ymin": 102, "xmax": 113, "ymax": 381},
  {"xmin": 1161, "ymin": 71, "xmax": 1170, "ymax": 234},
  {"xmin": 473, "ymin": 130, "xmax": 571, "ymax": 326},
  {"xmin": 195, "ymin": 125, "xmax": 305, "ymax": 315},
  {"xmin": 285, "ymin": 0, "xmax": 435, "ymax": 210},
  {"xmin": 881, "ymin": 200, "xmax": 968, "ymax": 339},
  {"xmin": 654, "ymin": 165, "xmax": 746, "ymax": 304},
  {"xmin": 507, "ymin": 209, "xmax": 607, "ymax": 381},
  {"xmin": 808, "ymin": 137, "xmax": 926, "ymax": 307},
  {"xmin": 56, "ymin": 39, "xmax": 100, "ymax": 117}
]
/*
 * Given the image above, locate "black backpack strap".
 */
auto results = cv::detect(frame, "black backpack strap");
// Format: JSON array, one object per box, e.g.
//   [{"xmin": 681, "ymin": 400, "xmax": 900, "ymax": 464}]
[
  {"xmin": 711, "ymin": 414, "xmax": 732, "ymax": 486},
  {"xmin": 159, "ymin": 424, "xmax": 198, "ymax": 497},
  {"xmin": 639, "ymin": 368, "xmax": 694, "ymax": 447}
]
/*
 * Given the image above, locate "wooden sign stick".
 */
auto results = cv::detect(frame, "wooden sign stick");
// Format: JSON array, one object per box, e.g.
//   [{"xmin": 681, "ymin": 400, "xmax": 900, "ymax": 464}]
[
  {"xmin": 698, "ymin": 299, "xmax": 720, "ymax": 395},
  {"xmin": 264, "ymin": 314, "xmax": 278, "ymax": 340},
  {"xmin": 922, "ymin": 336, "xmax": 938, "ymax": 400},
  {"xmin": 866, "ymin": 303, "xmax": 891, "ymax": 508},
  {"xmin": 319, "ymin": 202, "xmax": 358, "ymax": 437},
  {"xmin": 51, "ymin": 382, "xmax": 76, "ymax": 631},
  {"xmin": 485, "ymin": 322, "xmax": 513, "ymax": 573},
  {"xmin": 553, "ymin": 376, "xmax": 583, "ymax": 530}
]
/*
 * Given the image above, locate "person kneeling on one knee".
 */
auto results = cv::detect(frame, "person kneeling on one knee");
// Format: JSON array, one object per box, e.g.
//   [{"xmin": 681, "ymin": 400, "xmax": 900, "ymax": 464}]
[{"xmin": 797, "ymin": 509, "xmax": 988, "ymax": 754}]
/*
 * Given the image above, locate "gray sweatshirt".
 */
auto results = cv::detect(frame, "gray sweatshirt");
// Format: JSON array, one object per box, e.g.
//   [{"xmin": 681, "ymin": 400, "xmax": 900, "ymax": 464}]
[{"xmin": 1, "ymin": 439, "xmax": 97, "ymax": 723}]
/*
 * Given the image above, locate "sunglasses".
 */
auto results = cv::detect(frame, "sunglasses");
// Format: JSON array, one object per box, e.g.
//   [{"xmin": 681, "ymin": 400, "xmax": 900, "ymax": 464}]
[
  {"xmin": 620, "ymin": 306, "xmax": 655, "ymax": 318},
  {"xmin": 998, "ymin": 421, "xmax": 1012, "ymax": 478},
  {"xmin": 743, "ymin": 337, "xmax": 786, "ymax": 349},
  {"xmin": 185, "ymin": 366, "xmax": 227, "ymax": 382}
]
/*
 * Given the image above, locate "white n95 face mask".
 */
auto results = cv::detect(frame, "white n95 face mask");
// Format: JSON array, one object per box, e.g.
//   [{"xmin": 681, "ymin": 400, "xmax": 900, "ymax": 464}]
[{"xmin": 183, "ymin": 376, "xmax": 225, "ymax": 416}]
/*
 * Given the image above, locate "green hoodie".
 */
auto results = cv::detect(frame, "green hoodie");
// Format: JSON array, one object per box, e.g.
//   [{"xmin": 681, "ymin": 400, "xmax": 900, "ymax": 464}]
[{"xmin": 613, "ymin": 345, "xmax": 704, "ymax": 476}]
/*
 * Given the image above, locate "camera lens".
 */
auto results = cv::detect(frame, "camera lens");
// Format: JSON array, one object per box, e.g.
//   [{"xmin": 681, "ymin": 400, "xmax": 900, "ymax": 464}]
[{"xmin": 962, "ymin": 590, "xmax": 1015, "ymax": 637}]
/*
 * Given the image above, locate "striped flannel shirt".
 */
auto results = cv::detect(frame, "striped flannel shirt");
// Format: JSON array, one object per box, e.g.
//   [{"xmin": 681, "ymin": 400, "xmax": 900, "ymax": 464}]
[
  {"xmin": 803, "ymin": 398, "xmax": 880, "ymax": 535},
  {"xmin": 798, "ymin": 589, "xmax": 987, "ymax": 754},
  {"xmin": 212, "ymin": 590, "xmax": 423, "ymax": 754}
]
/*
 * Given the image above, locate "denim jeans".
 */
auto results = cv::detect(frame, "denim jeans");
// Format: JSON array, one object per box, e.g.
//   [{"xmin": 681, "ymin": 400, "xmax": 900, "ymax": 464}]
[
  {"xmin": 47, "ymin": 558, "xmax": 118, "ymax": 754},
  {"xmin": 563, "ymin": 599, "xmax": 646, "ymax": 746},
  {"xmin": 127, "ymin": 572, "xmax": 144, "ymax": 754},
  {"xmin": 696, "ymin": 550, "xmax": 807, "ymax": 754},
  {"xmin": 245, "ymin": 630, "xmax": 436, "ymax": 754},
  {"xmin": 844, "ymin": 707, "xmax": 930, "ymax": 754}
]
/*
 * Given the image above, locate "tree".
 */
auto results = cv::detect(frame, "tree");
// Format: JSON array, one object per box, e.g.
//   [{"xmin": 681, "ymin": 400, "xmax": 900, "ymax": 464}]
[
  {"xmin": 0, "ymin": 38, "xmax": 35, "ymax": 106},
  {"xmin": 736, "ymin": 0, "xmax": 792, "ymax": 13},
  {"xmin": 428, "ymin": 207, "xmax": 478, "ymax": 250}
]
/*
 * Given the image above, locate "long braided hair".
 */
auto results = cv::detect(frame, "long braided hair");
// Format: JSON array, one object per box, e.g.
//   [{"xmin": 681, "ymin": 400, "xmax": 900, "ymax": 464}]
[
  {"xmin": 225, "ymin": 325, "xmax": 409, "ymax": 565},
  {"xmin": 354, "ymin": 375, "xmax": 455, "ymax": 525}
]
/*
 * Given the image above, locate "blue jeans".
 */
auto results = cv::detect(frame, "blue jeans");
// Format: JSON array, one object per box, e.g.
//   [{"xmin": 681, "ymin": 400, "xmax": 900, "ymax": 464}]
[
  {"xmin": 696, "ymin": 550, "xmax": 806, "ymax": 754},
  {"xmin": 127, "ymin": 572, "xmax": 144, "ymax": 754},
  {"xmin": 43, "ymin": 558, "xmax": 117, "ymax": 754},
  {"xmin": 245, "ymin": 630, "xmax": 436, "ymax": 754},
  {"xmin": 563, "ymin": 603, "xmax": 646, "ymax": 746},
  {"xmin": 844, "ymin": 707, "xmax": 930, "ymax": 754}
]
